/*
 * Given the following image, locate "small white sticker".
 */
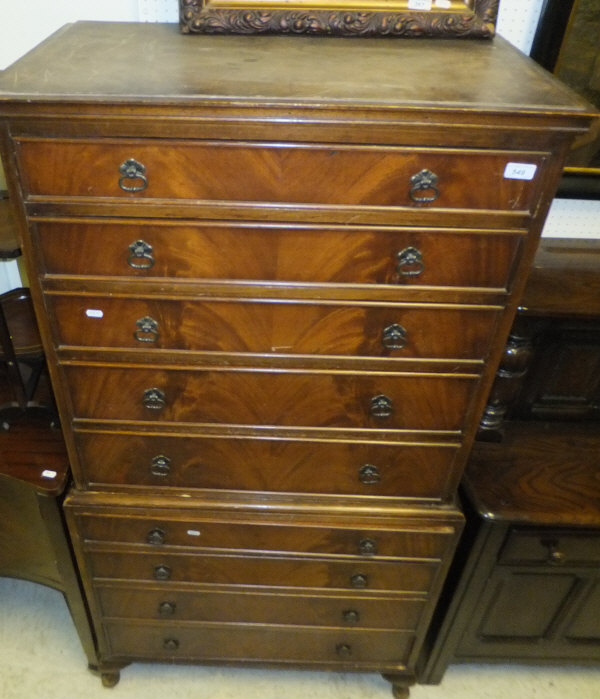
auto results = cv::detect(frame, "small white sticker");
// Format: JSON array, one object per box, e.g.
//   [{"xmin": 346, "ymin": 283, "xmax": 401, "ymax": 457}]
[
  {"xmin": 41, "ymin": 469, "xmax": 57, "ymax": 479},
  {"xmin": 85, "ymin": 309, "xmax": 104, "ymax": 318},
  {"xmin": 408, "ymin": 0, "xmax": 432, "ymax": 10},
  {"xmin": 187, "ymin": 529, "xmax": 201, "ymax": 537},
  {"xmin": 435, "ymin": 0, "xmax": 452, "ymax": 8},
  {"xmin": 504, "ymin": 163, "xmax": 538, "ymax": 181}
]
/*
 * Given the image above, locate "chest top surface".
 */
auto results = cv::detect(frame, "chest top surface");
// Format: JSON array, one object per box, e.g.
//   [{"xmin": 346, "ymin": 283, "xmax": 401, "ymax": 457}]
[{"xmin": 0, "ymin": 21, "xmax": 594, "ymax": 120}]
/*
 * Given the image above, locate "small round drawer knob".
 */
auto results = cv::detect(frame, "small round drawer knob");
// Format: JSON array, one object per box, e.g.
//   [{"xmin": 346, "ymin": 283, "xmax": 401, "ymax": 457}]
[
  {"xmin": 409, "ymin": 168, "xmax": 439, "ymax": 204},
  {"xmin": 342, "ymin": 609, "xmax": 360, "ymax": 625},
  {"xmin": 134, "ymin": 316, "xmax": 160, "ymax": 343},
  {"xmin": 150, "ymin": 454, "xmax": 171, "ymax": 477},
  {"xmin": 350, "ymin": 573, "xmax": 368, "ymax": 589},
  {"xmin": 119, "ymin": 158, "xmax": 148, "ymax": 193},
  {"xmin": 396, "ymin": 247, "xmax": 424, "ymax": 277},
  {"xmin": 147, "ymin": 528, "xmax": 166, "ymax": 546},
  {"xmin": 370, "ymin": 394, "xmax": 394, "ymax": 419},
  {"xmin": 153, "ymin": 564, "xmax": 172, "ymax": 581},
  {"xmin": 163, "ymin": 638, "xmax": 180, "ymax": 652},
  {"xmin": 158, "ymin": 601, "xmax": 177, "ymax": 617},
  {"xmin": 542, "ymin": 539, "xmax": 567, "ymax": 566},
  {"xmin": 143, "ymin": 387, "xmax": 166, "ymax": 411},
  {"xmin": 336, "ymin": 643, "xmax": 352, "ymax": 658},
  {"xmin": 382, "ymin": 324, "xmax": 407, "ymax": 351},
  {"xmin": 359, "ymin": 464, "xmax": 381, "ymax": 485},
  {"xmin": 128, "ymin": 239, "xmax": 154, "ymax": 269},
  {"xmin": 359, "ymin": 538, "xmax": 378, "ymax": 556}
]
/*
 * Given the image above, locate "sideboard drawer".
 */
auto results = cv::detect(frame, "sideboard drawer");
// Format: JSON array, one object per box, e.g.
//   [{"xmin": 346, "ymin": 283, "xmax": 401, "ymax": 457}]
[
  {"xmin": 48, "ymin": 294, "xmax": 499, "ymax": 361},
  {"xmin": 63, "ymin": 365, "xmax": 477, "ymax": 431},
  {"xmin": 96, "ymin": 583, "xmax": 426, "ymax": 630},
  {"xmin": 102, "ymin": 620, "xmax": 414, "ymax": 666},
  {"xmin": 499, "ymin": 528, "xmax": 600, "ymax": 566},
  {"xmin": 18, "ymin": 139, "xmax": 545, "ymax": 214},
  {"xmin": 73, "ymin": 430, "xmax": 460, "ymax": 500},
  {"xmin": 35, "ymin": 220, "xmax": 522, "ymax": 291},
  {"xmin": 89, "ymin": 549, "xmax": 439, "ymax": 592}
]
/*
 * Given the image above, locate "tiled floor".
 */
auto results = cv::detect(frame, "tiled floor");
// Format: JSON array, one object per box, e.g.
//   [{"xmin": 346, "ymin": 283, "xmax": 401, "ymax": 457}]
[{"xmin": 1, "ymin": 577, "xmax": 598, "ymax": 699}]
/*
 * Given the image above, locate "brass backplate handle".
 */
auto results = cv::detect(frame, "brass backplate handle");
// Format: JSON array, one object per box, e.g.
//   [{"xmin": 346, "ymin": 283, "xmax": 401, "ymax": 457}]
[
  {"xmin": 135, "ymin": 316, "xmax": 160, "ymax": 343},
  {"xmin": 396, "ymin": 246, "xmax": 424, "ymax": 277},
  {"xmin": 409, "ymin": 168, "xmax": 439, "ymax": 203},
  {"xmin": 128, "ymin": 239, "xmax": 154, "ymax": 269},
  {"xmin": 119, "ymin": 158, "xmax": 148, "ymax": 192}
]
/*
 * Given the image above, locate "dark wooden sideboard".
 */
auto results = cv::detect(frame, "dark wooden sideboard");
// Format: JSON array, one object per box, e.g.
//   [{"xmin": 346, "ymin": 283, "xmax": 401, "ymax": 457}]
[
  {"xmin": 0, "ymin": 22, "xmax": 594, "ymax": 696},
  {"xmin": 419, "ymin": 237, "xmax": 600, "ymax": 682}
]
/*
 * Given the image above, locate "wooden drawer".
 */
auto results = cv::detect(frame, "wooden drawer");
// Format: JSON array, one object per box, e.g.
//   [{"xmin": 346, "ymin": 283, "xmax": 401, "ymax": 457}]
[
  {"xmin": 48, "ymin": 294, "xmax": 499, "ymax": 361},
  {"xmin": 18, "ymin": 139, "xmax": 545, "ymax": 214},
  {"xmin": 76, "ymin": 512, "xmax": 454, "ymax": 559},
  {"xmin": 102, "ymin": 619, "xmax": 414, "ymax": 666},
  {"xmin": 35, "ymin": 220, "xmax": 521, "ymax": 291},
  {"xmin": 73, "ymin": 429, "xmax": 460, "ymax": 500},
  {"xmin": 63, "ymin": 364, "xmax": 478, "ymax": 431},
  {"xmin": 499, "ymin": 528, "xmax": 600, "ymax": 566},
  {"xmin": 88, "ymin": 548, "xmax": 439, "ymax": 592},
  {"xmin": 96, "ymin": 583, "xmax": 426, "ymax": 630}
]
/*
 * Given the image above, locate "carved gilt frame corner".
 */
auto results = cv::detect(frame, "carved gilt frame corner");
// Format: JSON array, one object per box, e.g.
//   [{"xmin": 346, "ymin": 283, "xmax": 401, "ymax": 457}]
[{"xmin": 179, "ymin": 0, "xmax": 499, "ymax": 38}]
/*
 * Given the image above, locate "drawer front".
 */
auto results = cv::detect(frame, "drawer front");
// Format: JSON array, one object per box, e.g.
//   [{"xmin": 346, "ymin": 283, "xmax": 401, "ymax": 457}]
[
  {"xmin": 73, "ymin": 430, "xmax": 460, "ymax": 499},
  {"xmin": 103, "ymin": 620, "xmax": 414, "ymax": 666},
  {"xmin": 19, "ymin": 139, "xmax": 545, "ymax": 214},
  {"xmin": 89, "ymin": 550, "xmax": 438, "ymax": 592},
  {"xmin": 49, "ymin": 295, "xmax": 499, "ymax": 361},
  {"xmin": 63, "ymin": 365, "xmax": 477, "ymax": 431},
  {"xmin": 35, "ymin": 220, "xmax": 521, "ymax": 291},
  {"xmin": 77, "ymin": 513, "xmax": 453, "ymax": 559},
  {"xmin": 499, "ymin": 528, "xmax": 600, "ymax": 566},
  {"xmin": 96, "ymin": 584, "xmax": 426, "ymax": 630}
]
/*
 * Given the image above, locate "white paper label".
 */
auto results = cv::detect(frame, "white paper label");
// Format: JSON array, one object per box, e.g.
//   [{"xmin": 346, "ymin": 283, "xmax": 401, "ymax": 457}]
[
  {"xmin": 187, "ymin": 529, "xmax": 201, "ymax": 537},
  {"xmin": 504, "ymin": 163, "xmax": 538, "ymax": 181},
  {"xmin": 408, "ymin": 0, "xmax": 432, "ymax": 10},
  {"xmin": 85, "ymin": 309, "xmax": 104, "ymax": 318},
  {"xmin": 435, "ymin": 0, "xmax": 452, "ymax": 8},
  {"xmin": 41, "ymin": 469, "xmax": 58, "ymax": 479}
]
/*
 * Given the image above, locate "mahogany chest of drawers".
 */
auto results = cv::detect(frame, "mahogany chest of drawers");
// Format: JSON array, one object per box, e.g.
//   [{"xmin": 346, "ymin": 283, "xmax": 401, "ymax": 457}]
[{"xmin": 0, "ymin": 22, "xmax": 593, "ymax": 697}]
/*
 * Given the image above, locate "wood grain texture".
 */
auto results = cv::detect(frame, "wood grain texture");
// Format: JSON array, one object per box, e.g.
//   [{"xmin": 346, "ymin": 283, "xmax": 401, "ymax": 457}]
[
  {"xmin": 34, "ymin": 220, "xmax": 522, "ymax": 292},
  {"xmin": 62, "ymin": 364, "xmax": 477, "ymax": 431},
  {"xmin": 103, "ymin": 620, "xmax": 414, "ymax": 665},
  {"xmin": 72, "ymin": 429, "xmax": 460, "ymax": 499},
  {"xmin": 17, "ymin": 140, "xmax": 545, "ymax": 215},
  {"xmin": 96, "ymin": 582, "xmax": 426, "ymax": 629},
  {"xmin": 47, "ymin": 294, "xmax": 500, "ymax": 361}
]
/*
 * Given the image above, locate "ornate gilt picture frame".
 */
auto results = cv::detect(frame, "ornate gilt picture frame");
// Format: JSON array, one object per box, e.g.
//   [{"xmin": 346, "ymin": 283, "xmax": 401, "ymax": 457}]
[{"xmin": 179, "ymin": 0, "xmax": 499, "ymax": 38}]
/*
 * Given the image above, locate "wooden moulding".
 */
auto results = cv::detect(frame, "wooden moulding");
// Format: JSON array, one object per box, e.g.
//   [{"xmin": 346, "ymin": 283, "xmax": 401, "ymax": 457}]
[{"xmin": 179, "ymin": 0, "xmax": 499, "ymax": 38}]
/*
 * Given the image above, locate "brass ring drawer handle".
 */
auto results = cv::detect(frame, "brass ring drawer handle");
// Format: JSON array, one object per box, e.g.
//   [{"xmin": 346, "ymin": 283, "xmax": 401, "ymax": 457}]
[
  {"xmin": 128, "ymin": 239, "xmax": 155, "ymax": 269},
  {"xmin": 150, "ymin": 454, "xmax": 171, "ymax": 477},
  {"xmin": 163, "ymin": 638, "xmax": 180, "ymax": 651},
  {"xmin": 135, "ymin": 316, "xmax": 160, "ymax": 343},
  {"xmin": 370, "ymin": 394, "xmax": 394, "ymax": 419},
  {"xmin": 342, "ymin": 609, "xmax": 360, "ymax": 625},
  {"xmin": 147, "ymin": 527, "xmax": 166, "ymax": 546},
  {"xmin": 143, "ymin": 387, "xmax": 166, "ymax": 410},
  {"xmin": 382, "ymin": 324, "xmax": 407, "ymax": 351},
  {"xmin": 336, "ymin": 643, "xmax": 352, "ymax": 658},
  {"xmin": 158, "ymin": 601, "xmax": 177, "ymax": 617},
  {"xmin": 409, "ymin": 168, "xmax": 439, "ymax": 204},
  {"xmin": 359, "ymin": 464, "xmax": 381, "ymax": 485},
  {"xmin": 396, "ymin": 246, "xmax": 424, "ymax": 277},
  {"xmin": 153, "ymin": 565, "xmax": 172, "ymax": 581},
  {"xmin": 350, "ymin": 573, "xmax": 368, "ymax": 589},
  {"xmin": 119, "ymin": 158, "xmax": 148, "ymax": 192},
  {"xmin": 358, "ymin": 538, "xmax": 378, "ymax": 556}
]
